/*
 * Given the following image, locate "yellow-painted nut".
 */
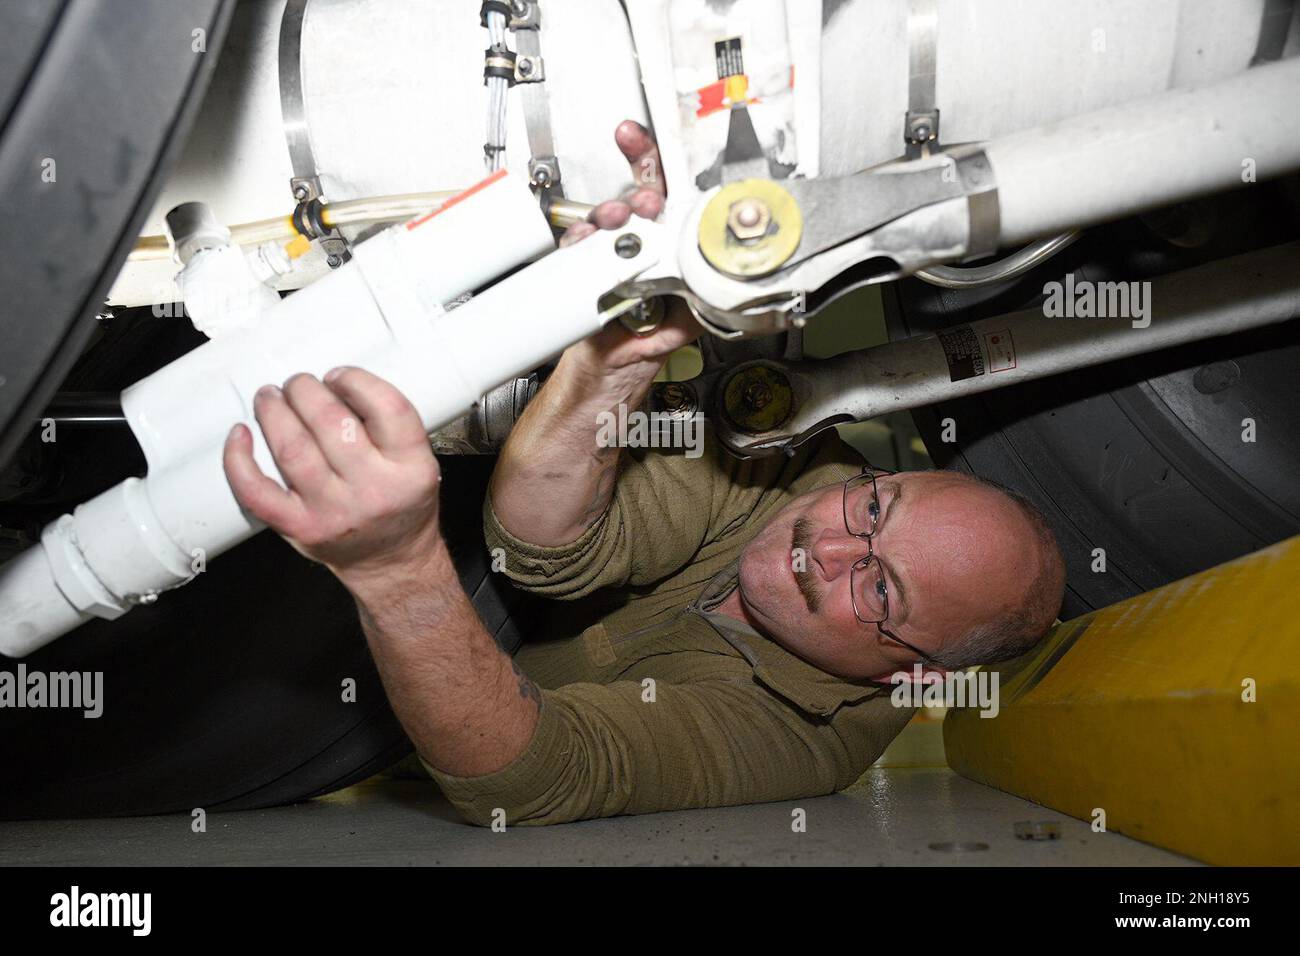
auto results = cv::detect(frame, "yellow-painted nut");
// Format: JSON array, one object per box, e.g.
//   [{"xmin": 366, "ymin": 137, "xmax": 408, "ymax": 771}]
[{"xmin": 698, "ymin": 179, "xmax": 802, "ymax": 278}]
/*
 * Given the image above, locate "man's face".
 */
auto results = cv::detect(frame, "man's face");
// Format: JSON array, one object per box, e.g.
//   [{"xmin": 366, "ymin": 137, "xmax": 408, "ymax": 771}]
[{"xmin": 734, "ymin": 471, "xmax": 1048, "ymax": 682}]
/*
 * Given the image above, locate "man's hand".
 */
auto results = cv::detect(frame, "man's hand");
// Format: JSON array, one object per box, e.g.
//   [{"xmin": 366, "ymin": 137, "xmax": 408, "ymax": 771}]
[
  {"xmin": 224, "ymin": 366, "xmax": 540, "ymax": 779},
  {"xmin": 557, "ymin": 119, "xmax": 700, "ymax": 388},
  {"xmin": 222, "ymin": 366, "xmax": 443, "ymax": 591},
  {"xmin": 488, "ymin": 119, "xmax": 707, "ymax": 548}
]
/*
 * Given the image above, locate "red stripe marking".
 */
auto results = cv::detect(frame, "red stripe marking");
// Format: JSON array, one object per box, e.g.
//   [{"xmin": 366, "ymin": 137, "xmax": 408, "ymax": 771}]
[
  {"xmin": 406, "ymin": 167, "xmax": 510, "ymax": 230},
  {"xmin": 695, "ymin": 79, "xmax": 727, "ymax": 118}
]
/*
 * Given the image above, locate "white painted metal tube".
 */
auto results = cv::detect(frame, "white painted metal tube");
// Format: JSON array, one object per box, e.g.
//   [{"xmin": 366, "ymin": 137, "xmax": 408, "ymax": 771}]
[
  {"xmin": 988, "ymin": 56, "xmax": 1300, "ymax": 246},
  {"xmin": 0, "ymin": 172, "xmax": 665, "ymax": 657}
]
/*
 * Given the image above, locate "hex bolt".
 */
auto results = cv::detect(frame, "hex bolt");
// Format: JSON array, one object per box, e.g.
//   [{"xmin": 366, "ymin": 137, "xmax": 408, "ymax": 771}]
[
  {"xmin": 518, "ymin": 57, "xmax": 534, "ymax": 77},
  {"xmin": 614, "ymin": 233, "xmax": 642, "ymax": 258},
  {"xmin": 726, "ymin": 198, "xmax": 771, "ymax": 241},
  {"xmin": 722, "ymin": 365, "xmax": 794, "ymax": 433},
  {"xmin": 659, "ymin": 383, "xmax": 696, "ymax": 416},
  {"xmin": 743, "ymin": 381, "xmax": 773, "ymax": 411}
]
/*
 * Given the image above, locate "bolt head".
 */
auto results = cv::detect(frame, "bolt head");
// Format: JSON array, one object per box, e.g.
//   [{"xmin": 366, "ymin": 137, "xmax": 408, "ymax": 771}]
[
  {"xmin": 743, "ymin": 382, "xmax": 774, "ymax": 411},
  {"xmin": 658, "ymin": 382, "xmax": 696, "ymax": 417},
  {"xmin": 326, "ymin": 254, "xmax": 342, "ymax": 269},
  {"xmin": 726, "ymin": 198, "xmax": 771, "ymax": 241},
  {"xmin": 722, "ymin": 365, "xmax": 794, "ymax": 432},
  {"xmin": 614, "ymin": 233, "xmax": 642, "ymax": 258},
  {"xmin": 518, "ymin": 58, "xmax": 534, "ymax": 76},
  {"xmin": 909, "ymin": 116, "xmax": 935, "ymax": 143}
]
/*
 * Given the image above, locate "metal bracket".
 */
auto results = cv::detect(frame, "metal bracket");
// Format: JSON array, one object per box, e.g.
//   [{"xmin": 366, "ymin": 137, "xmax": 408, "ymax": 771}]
[
  {"xmin": 514, "ymin": 53, "xmax": 545, "ymax": 83},
  {"xmin": 761, "ymin": 148, "xmax": 995, "ymax": 272},
  {"xmin": 528, "ymin": 155, "xmax": 562, "ymax": 191},
  {"xmin": 279, "ymin": 0, "xmax": 349, "ymax": 266},
  {"xmin": 722, "ymin": 103, "xmax": 776, "ymax": 182},
  {"xmin": 904, "ymin": 0, "xmax": 940, "ymax": 158},
  {"xmin": 508, "ymin": 0, "xmax": 541, "ymax": 29},
  {"xmin": 904, "ymin": 108, "xmax": 940, "ymax": 154},
  {"xmin": 509, "ymin": 0, "xmax": 563, "ymax": 196},
  {"xmin": 944, "ymin": 144, "xmax": 1000, "ymax": 260},
  {"xmin": 288, "ymin": 191, "xmax": 350, "ymax": 268}
]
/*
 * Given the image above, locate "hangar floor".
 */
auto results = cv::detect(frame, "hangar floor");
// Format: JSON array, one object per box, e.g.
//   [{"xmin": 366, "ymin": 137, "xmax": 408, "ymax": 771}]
[{"xmin": 0, "ymin": 766, "xmax": 1190, "ymax": 867}]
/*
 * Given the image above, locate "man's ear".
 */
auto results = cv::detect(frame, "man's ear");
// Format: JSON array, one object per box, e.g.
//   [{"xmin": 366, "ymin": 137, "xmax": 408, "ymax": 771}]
[{"xmin": 873, "ymin": 661, "xmax": 950, "ymax": 685}]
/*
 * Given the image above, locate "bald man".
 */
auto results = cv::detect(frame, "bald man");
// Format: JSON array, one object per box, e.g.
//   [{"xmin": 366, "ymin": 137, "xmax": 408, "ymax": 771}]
[{"xmin": 223, "ymin": 122, "xmax": 1066, "ymax": 825}]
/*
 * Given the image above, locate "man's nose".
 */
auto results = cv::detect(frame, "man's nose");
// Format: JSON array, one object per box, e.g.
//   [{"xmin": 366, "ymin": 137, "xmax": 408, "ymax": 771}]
[{"xmin": 810, "ymin": 529, "xmax": 867, "ymax": 581}]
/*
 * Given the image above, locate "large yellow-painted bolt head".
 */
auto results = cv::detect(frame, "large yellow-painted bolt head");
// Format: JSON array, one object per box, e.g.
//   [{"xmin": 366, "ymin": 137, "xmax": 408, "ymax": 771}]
[{"xmin": 699, "ymin": 179, "xmax": 802, "ymax": 278}]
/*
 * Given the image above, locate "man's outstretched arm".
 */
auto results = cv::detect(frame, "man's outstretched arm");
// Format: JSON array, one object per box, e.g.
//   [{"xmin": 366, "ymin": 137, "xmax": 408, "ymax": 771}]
[
  {"xmin": 222, "ymin": 367, "xmax": 537, "ymax": 776},
  {"xmin": 219, "ymin": 367, "xmax": 901, "ymax": 824},
  {"xmin": 488, "ymin": 120, "xmax": 698, "ymax": 547}
]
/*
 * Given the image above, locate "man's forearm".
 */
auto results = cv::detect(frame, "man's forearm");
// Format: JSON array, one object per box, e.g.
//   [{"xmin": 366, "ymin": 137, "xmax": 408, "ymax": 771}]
[
  {"xmin": 341, "ymin": 542, "xmax": 541, "ymax": 777},
  {"xmin": 490, "ymin": 349, "xmax": 659, "ymax": 546}
]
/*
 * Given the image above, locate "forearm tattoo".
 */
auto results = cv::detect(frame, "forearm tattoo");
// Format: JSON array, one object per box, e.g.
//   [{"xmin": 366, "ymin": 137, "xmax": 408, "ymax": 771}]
[{"xmin": 511, "ymin": 659, "xmax": 543, "ymax": 709}]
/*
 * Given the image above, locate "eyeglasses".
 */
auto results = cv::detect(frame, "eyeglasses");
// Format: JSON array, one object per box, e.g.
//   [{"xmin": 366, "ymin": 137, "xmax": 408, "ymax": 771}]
[{"xmin": 842, "ymin": 466, "xmax": 936, "ymax": 664}]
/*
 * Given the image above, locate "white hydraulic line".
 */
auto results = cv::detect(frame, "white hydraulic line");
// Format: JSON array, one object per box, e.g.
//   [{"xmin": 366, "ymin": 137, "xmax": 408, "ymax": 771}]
[{"xmin": 0, "ymin": 171, "xmax": 666, "ymax": 657}]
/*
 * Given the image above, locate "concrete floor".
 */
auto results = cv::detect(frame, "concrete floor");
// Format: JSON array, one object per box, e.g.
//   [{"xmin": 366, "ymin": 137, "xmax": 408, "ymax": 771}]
[{"xmin": 0, "ymin": 767, "xmax": 1193, "ymax": 866}]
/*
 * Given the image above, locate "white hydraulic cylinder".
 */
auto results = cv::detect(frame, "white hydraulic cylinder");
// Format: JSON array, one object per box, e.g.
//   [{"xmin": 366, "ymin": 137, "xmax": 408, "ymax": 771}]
[
  {"xmin": 0, "ymin": 170, "xmax": 665, "ymax": 657},
  {"xmin": 988, "ymin": 56, "xmax": 1300, "ymax": 246}
]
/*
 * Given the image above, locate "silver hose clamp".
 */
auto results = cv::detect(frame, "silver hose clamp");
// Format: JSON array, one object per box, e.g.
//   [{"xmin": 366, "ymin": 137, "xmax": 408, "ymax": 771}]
[{"xmin": 943, "ymin": 144, "xmax": 1000, "ymax": 261}]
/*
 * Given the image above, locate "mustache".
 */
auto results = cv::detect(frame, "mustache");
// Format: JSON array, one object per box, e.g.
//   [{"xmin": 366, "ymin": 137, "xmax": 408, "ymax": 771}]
[{"xmin": 791, "ymin": 517, "xmax": 822, "ymax": 614}]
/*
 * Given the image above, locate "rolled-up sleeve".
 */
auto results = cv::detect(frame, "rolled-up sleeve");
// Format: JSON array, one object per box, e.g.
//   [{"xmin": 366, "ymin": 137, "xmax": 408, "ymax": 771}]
[
  {"xmin": 424, "ymin": 679, "xmax": 909, "ymax": 826},
  {"xmin": 483, "ymin": 442, "xmax": 722, "ymax": 600}
]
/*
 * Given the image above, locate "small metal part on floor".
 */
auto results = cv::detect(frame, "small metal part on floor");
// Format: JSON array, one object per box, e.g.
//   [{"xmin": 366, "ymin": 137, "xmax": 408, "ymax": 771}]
[{"xmin": 945, "ymin": 534, "xmax": 1300, "ymax": 866}]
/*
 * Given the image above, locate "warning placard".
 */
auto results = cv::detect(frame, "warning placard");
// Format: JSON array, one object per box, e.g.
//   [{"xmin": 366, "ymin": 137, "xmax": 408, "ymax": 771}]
[
  {"xmin": 936, "ymin": 325, "xmax": 985, "ymax": 382},
  {"xmin": 714, "ymin": 37, "xmax": 744, "ymax": 78},
  {"xmin": 984, "ymin": 329, "xmax": 1017, "ymax": 372}
]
